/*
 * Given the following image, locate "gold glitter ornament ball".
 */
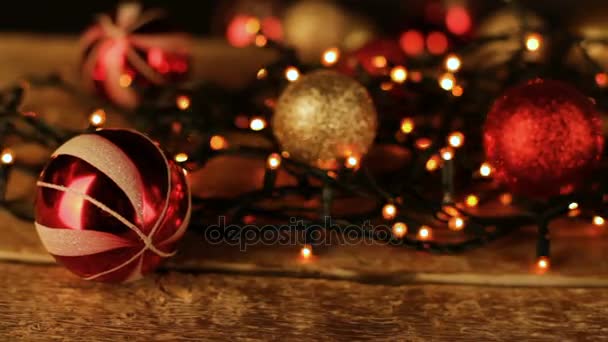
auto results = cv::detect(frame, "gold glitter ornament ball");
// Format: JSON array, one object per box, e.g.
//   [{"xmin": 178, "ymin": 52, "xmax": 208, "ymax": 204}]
[{"xmin": 273, "ymin": 70, "xmax": 377, "ymax": 169}]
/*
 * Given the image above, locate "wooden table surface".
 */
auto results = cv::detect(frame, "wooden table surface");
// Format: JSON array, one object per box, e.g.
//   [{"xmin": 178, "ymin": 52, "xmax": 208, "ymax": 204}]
[{"xmin": 1, "ymin": 34, "xmax": 608, "ymax": 341}]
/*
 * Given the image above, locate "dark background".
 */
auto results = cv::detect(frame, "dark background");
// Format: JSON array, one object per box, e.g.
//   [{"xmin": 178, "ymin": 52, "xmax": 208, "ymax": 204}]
[{"xmin": 0, "ymin": 0, "xmax": 602, "ymax": 35}]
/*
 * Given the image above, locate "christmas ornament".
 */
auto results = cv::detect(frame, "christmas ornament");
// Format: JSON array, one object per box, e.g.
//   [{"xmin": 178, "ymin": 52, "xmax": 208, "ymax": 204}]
[
  {"xmin": 273, "ymin": 70, "xmax": 377, "ymax": 169},
  {"xmin": 81, "ymin": 3, "xmax": 191, "ymax": 108},
  {"xmin": 283, "ymin": 0, "xmax": 347, "ymax": 62},
  {"xmin": 340, "ymin": 39, "xmax": 406, "ymax": 76},
  {"xmin": 483, "ymin": 79, "xmax": 603, "ymax": 197},
  {"xmin": 464, "ymin": 8, "xmax": 545, "ymax": 70},
  {"xmin": 35, "ymin": 129, "xmax": 191, "ymax": 282}
]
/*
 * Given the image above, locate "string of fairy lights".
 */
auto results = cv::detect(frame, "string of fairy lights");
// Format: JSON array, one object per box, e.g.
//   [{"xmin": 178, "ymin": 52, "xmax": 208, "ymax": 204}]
[{"xmin": 1, "ymin": 1, "xmax": 608, "ymax": 273}]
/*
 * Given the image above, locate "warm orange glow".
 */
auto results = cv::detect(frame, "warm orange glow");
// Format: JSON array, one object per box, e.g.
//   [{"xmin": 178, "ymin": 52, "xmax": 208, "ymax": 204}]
[
  {"xmin": 245, "ymin": 17, "xmax": 261, "ymax": 34},
  {"xmin": 285, "ymin": 67, "xmax": 300, "ymax": 82},
  {"xmin": 257, "ymin": 68, "xmax": 268, "ymax": 80},
  {"xmin": 380, "ymin": 82, "xmax": 394, "ymax": 91},
  {"xmin": 426, "ymin": 31, "xmax": 448, "ymax": 55},
  {"xmin": 89, "ymin": 109, "xmax": 106, "ymax": 127},
  {"xmin": 176, "ymin": 95, "xmax": 191, "ymax": 110},
  {"xmin": 426, "ymin": 155, "xmax": 441, "ymax": 172},
  {"xmin": 536, "ymin": 256, "xmax": 550, "ymax": 272},
  {"xmin": 372, "ymin": 55, "xmax": 388, "ymax": 69},
  {"xmin": 593, "ymin": 216, "xmax": 605, "ymax": 226},
  {"xmin": 443, "ymin": 205, "xmax": 460, "ymax": 217},
  {"xmin": 447, "ymin": 132, "xmax": 464, "ymax": 148},
  {"xmin": 210, "ymin": 135, "xmax": 228, "ymax": 150},
  {"xmin": 400, "ymin": 118, "xmax": 414, "ymax": 134},
  {"xmin": 59, "ymin": 175, "xmax": 96, "ymax": 230},
  {"xmin": 465, "ymin": 195, "xmax": 479, "ymax": 208},
  {"xmin": 418, "ymin": 226, "xmax": 432, "ymax": 240},
  {"xmin": 174, "ymin": 153, "xmax": 189, "ymax": 163},
  {"xmin": 392, "ymin": 222, "xmax": 408, "ymax": 238},
  {"xmin": 390, "ymin": 66, "xmax": 408, "ymax": 83},
  {"xmin": 440, "ymin": 147, "xmax": 454, "ymax": 161},
  {"xmin": 595, "ymin": 73, "xmax": 608, "ymax": 88},
  {"xmin": 1, "ymin": 149, "xmax": 14, "ymax": 165},
  {"xmin": 525, "ymin": 33, "xmax": 542, "ymax": 52},
  {"xmin": 254, "ymin": 34, "xmax": 267, "ymax": 47},
  {"xmin": 382, "ymin": 204, "xmax": 397, "ymax": 220},
  {"xmin": 119, "ymin": 73, "xmax": 133, "ymax": 88},
  {"xmin": 345, "ymin": 156, "xmax": 359, "ymax": 169},
  {"xmin": 322, "ymin": 47, "xmax": 340, "ymax": 66},
  {"xmin": 416, "ymin": 138, "xmax": 433, "ymax": 150},
  {"xmin": 480, "ymin": 162, "xmax": 492, "ymax": 177},
  {"xmin": 300, "ymin": 245, "xmax": 312, "ymax": 259},
  {"xmin": 448, "ymin": 217, "xmax": 465, "ymax": 231},
  {"xmin": 500, "ymin": 193, "xmax": 513, "ymax": 206},
  {"xmin": 267, "ymin": 153, "xmax": 282, "ymax": 170},
  {"xmin": 445, "ymin": 54, "xmax": 462, "ymax": 72},
  {"xmin": 410, "ymin": 71, "xmax": 423, "ymax": 83},
  {"xmin": 250, "ymin": 117, "xmax": 267, "ymax": 131},
  {"xmin": 451, "ymin": 85, "xmax": 464, "ymax": 97},
  {"xmin": 281, "ymin": 151, "xmax": 290, "ymax": 158}
]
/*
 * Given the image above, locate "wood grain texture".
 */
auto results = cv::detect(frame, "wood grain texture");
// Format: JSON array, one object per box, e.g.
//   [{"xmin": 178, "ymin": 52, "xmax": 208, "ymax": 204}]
[{"xmin": 0, "ymin": 262, "xmax": 607, "ymax": 341}]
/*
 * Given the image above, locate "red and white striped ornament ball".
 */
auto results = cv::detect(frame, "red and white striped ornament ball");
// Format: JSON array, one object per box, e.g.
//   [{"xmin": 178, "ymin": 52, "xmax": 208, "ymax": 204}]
[{"xmin": 35, "ymin": 129, "xmax": 191, "ymax": 282}]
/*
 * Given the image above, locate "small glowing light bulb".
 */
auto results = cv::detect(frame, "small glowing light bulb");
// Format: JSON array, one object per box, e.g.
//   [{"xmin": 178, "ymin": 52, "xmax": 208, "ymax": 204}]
[
  {"xmin": 451, "ymin": 85, "xmax": 464, "ymax": 97},
  {"xmin": 390, "ymin": 66, "xmax": 408, "ymax": 83},
  {"xmin": 285, "ymin": 67, "xmax": 300, "ymax": 82},
  {"xmin": 1, "ymin": 149, "xmax": 14, "ymax": 165},
  {"xmin": 174, "ymin": 153, "xmax": 189, "ymax": 163},
  {"xmin": 593, "ymin": 216, "xmax": 605, "ymax": 226},
  {"xmin": 448, "ymin": 217, "xmax": 465, "ymax": 231},
  {"xmin": 119, "ymin": 73, "xmax": 133, "ymax": 88},
  {"xmin": 345, "ymin": 156, "xmax": 359, "ymax": 169},
  {"xmin": 382, "ymin": 204, "xmax": 397, "ymax": 220},
  {"xmin": 479, "ymin": 162, "xmax": 492, "ymax": 177},
  {"xmin": 439, "ymin": 73, "xmax": 455, "ymax": 91},
  {"xmin": 245, "ymin": 17, "xmax": 261, "ymax": 34},
  {"xmin": 392, "ymin": 222, "xmax": 408, "ymax": 238},
  {"xmin": 254, "ymin": 34, "xmax": 267, "ymax": 47},
  {"xmin": 596, "ymin": 73, "xmax": 608, "ymax": 88},
  {"xmin": 525, "ymin": 33, "xmax": 542, "ymax": 52},
  {"xmin": 300, "ymin": 245, "xmax": 312, "ymax": 259},
  {"xmin": 176, "ymin": 95, "xmax": 191, "ymax": 110},
  {"xmin": 418, "ymin": 226, "xmax": 432, "ymax": 240},
  {"xmin": 444, "ymin": 54, "xmax": 462, "ymax": 72},
  {"xmin": 416, "ymin": 138, "xmax": 432, "ymax": 150},
  {"xmin": 465, "ymin": 195, "xmax": 479, "ymax": 208},
  {"xmin": 322, "ymin": 47, "xmax": 340, "ymax": 66},
  {"xmin": 89, "ymin": 109, "xmax": 106, "ymax": 127},
  {"xmin": 210, "ymin": 135, "xmax": 228, "ymax": 150},
  {"xmin": 267, "ymin": 153, "xmax": 282, "ymax": 170},
  {"xmin": 250, "ymin": 117, "xmax": 267, "ymax": 131},
  {"xmin": 447, "ymin": 132, "xmax": 464, "ymax": 148},
  {"xmin": 500, "ymin": 193, "xmax": 513, "ymax": 206},
  {"xmin": 426, "ymin": 155, "xmax": 441, "ymax": 172},
  {"xmin": 257, "ymin": 68, "xmax": 268, "ymax": 80},
  {"xmin": 536, "ymin": 256, "xmax": 550, "ymax": 272},
  {"xmin": 569, "ymin": 202, "xmax": 579, "ymax": 211},
  {"xmin": 440, "ymin": 147, "xmax": 454, "ymax": 161},
  {"xmin": 372, "ymin": 55, "xmax": 387, "ymax": 68},
  {"xmin": 400, "ymin": 118, "xmax": 414, "ymax": 134}
]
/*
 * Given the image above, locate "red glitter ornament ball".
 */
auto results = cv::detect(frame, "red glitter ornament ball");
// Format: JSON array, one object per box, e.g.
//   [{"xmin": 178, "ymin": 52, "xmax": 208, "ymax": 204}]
[
  {"xmin": 484, "ymin": 79, "xmax": 604, "ymax": 197},
  {"xmin": 35, "ymin": 129, "xmax": 191, "ymax": 282},
  {"xmin": 81, "ymin": 3, "xmax": 191, "ymax": 108}
]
